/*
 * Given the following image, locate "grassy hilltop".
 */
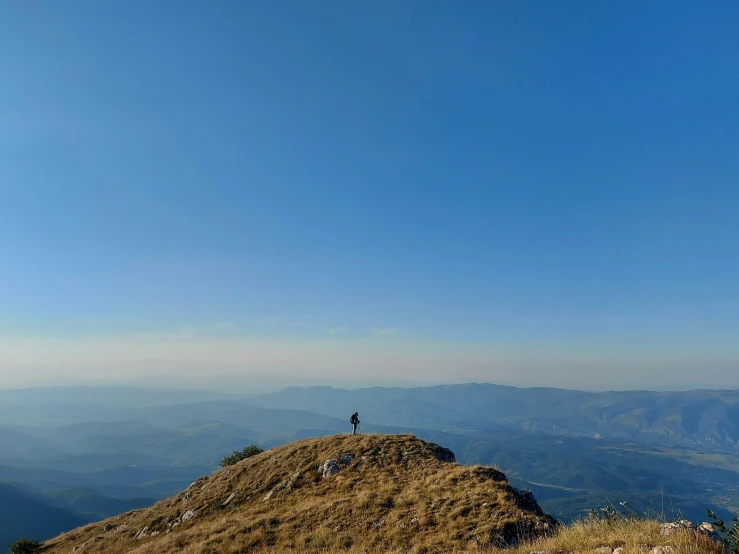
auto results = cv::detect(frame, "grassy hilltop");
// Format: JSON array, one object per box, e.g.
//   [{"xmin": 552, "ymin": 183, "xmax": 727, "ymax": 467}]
[{"xmin": 40, "ymin": 434, "xmax": 723, "ymax": 554}]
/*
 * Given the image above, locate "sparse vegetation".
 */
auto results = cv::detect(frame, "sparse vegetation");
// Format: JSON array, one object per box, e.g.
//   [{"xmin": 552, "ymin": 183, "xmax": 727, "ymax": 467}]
[
  {"xmin": 587, "ymin": 500, "xmax": 639, "ymax": 523},
  {"xmin": 8, "ymin": 538, "xmax": 42, "ymax": 554},
  {"xmin": 708, "ymin": 508, "xmax": 739, "ymax": 553},
  {"xmin": 220, "ymin": 444, "xmax": 263, "ymax": 467},
  {"xmin": 509, "ymin": 518, "xmax": 723, "ymax": 554}
]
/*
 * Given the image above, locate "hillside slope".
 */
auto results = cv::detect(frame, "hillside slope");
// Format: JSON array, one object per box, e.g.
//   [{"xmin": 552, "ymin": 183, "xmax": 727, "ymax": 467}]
[{"xmin": 43, "ymin": 434, "xmax": 555, "ymax": 553}]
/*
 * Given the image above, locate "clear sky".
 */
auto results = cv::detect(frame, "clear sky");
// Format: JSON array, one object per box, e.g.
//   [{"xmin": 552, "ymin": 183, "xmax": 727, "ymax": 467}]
[{"xmin": 1, "ymin": 1, "xmax": 738, "ymax": 390}]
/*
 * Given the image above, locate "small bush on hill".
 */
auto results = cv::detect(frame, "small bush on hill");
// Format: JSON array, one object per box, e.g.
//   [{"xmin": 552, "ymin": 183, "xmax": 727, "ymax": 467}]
[
  {"xmin": 708, "ymin": 509, "xmax": 739, "ymax": 553},
  {"xmin": 8, "ymin": 537, "xmax": 42, "ymax": 554},
  {"xmin": 220, "ymin": 444, "xmax": 264, "ymax": 467}
]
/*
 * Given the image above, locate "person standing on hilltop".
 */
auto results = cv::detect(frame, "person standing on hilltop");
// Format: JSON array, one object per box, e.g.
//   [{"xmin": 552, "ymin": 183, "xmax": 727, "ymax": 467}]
[{"xmin": 350, "ymin": 412, "xmax": 360, "ymax": 435}]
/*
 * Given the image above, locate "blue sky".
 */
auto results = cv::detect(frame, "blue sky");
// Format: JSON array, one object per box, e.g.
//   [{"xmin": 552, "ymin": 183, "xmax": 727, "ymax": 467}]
[{"xmin": 1, "ymin": 1, "xmax": 738, "ymax": 389}]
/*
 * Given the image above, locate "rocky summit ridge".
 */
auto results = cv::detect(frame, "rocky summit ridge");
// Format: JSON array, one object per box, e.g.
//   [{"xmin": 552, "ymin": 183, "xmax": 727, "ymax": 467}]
[{"xmin": 42, "ymin": 434, "xmax": 556, "ymax": 553}]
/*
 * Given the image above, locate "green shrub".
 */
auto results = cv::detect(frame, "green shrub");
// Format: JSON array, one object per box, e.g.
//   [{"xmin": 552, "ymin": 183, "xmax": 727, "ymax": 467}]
[
  {"xmin": 220, "ymin": 444, "xmax": 264, "ymax": 467},
  {"xmin": 587, "ymin": 500, "xmax": 638, "ymax": 523},
  {"xmin": 8, "ymin": 537, "xmax": 42, "ymax": 554},
  {"xmin": 707, "ymin": 509, "xmax": 739, "ymax": 553}
]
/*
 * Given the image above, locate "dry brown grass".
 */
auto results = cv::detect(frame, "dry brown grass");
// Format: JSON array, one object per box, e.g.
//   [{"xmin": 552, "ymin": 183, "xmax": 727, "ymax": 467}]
[
  {"xmin": 40, "ymin": 434, "xmax": 723, "ymax": 554},
  {"xmin": 507, "ymin": 518, "xmax": 724, "ymax": 554}
]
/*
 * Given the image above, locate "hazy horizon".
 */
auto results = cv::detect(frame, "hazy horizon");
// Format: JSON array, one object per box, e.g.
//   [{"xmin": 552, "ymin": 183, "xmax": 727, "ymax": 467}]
[
  {"xmin": 0, "ymin": 366, "xmax": 736, "ymax": 394},
  {"xmin": 2, "ymin": 2, "xmax": 737, "ymax": 391}
]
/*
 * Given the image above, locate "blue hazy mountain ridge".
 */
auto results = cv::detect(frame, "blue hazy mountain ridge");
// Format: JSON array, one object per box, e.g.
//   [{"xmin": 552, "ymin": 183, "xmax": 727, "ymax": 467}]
[
  {"xmin": 0, "ymin": 482, "xmax": 87, "ymax": 553},
  {"xmin": 0, "ymin": 386, "xmax": 234, "ymax": 408},
  {"xmin": 3, "ymin": 421, "xmax": 254, "ymax": 468},
  {"xmin": 0, "ymin": 404, "xmax": 349, "ymax": 470},
  {"xmin": 0, "ymin": 427, "xmax": 69, "ymax": 459},
  {"xmin": 4, "ymin": 481, "xmax": 155, "ymax": 521},
  {"xmin": 14, "ymin": 420, "xmax": 255, "ymax": 463},
  {"xmin": 244, "ymin": 384, "xmax": 739, "ymax": 450},
  {"xmin": 17, "ymin": 421, "xmax": 174, "ymax": 455},
  {"xmin": 0, "ymin": 386, "xmax": 236, "ymax": 426},
  {"xmin": 135, "ymin": 401, "xmax": 349, "ymax": 440},
  {"xmin": 0, "ymin": 462, "xmax": 207, "ymax": 498},
  {"xmin": 0, "ymin": 481, "xmax": 155, "ymax": 553},
  {"xmin": 0, "ymin": 383, "xmax": 737, "ymax": 540}
]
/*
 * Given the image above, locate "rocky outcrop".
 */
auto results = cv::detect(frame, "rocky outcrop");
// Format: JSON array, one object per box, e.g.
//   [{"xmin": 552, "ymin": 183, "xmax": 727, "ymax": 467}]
[
  {"xmin": 660, "ymin": 519, "xmax": 720, "ymax": 542},
  {"xmin": 319, "ymin": 458, "xmax": 341, "ymax": 477},
  {"xmin": 181, "ymin": 509, "xmax": 197, "ymax": 522},
  {"xmin": 264, "ymin": 471, "xmax": 302, "ymax": 499},
  {"xmin": 430, "ymin": 444, "xmax": 456, "ymax": 463},
  {"xmin": 512, "ymin": 487, "xmax": 547, "ymax": 516},
  {"xmin": 319, "ymin": 453, "xmax": 354, "ymax": 477}
]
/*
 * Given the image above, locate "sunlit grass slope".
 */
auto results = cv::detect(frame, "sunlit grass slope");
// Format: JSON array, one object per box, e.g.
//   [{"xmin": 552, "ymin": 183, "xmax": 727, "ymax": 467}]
[
  {"xmin": 41, "ymin": 434, "xmax": 724, "ymax": 554},
  {"xmin": 43, "ymin": 434, "xmax": 555, "ymax": 553}
]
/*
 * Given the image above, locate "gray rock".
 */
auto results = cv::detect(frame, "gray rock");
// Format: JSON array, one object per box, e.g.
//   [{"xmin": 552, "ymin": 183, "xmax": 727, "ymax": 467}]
[
  {"xmin": 222, "ymin": 491, "xmax": 239, "ymax": 506},
  {"xmin": 613, "ymin": 548, "xmax": 624, "ymax": 554},
  {"xmin": 288, "ymin": 470, "xmax": 302, "ymax": 487},
  {"xmin": 698, "ymin": 522, "xmax": 721, "ymax": 541},
  {"xmin": 660, "ymin": 520, "xmax": 695, "ymax": 536},
  {"xmin": 187, "ymin": 476, "xmax": 207, "ymax": 490},
  {"xmin": 181, "ymin": 509, "xmax": 197, "ymax": 522},
  {"xmin": 73, "ymin": 539, "xmax": 94, "ymax": 553},
  {"xmin": 338, "ymin": 453, "xmax": 354, "ymax": 465},
  {"xmin": 650, "ymin": 547, "xmax": 676, "ymax": 554},
  {"xmin": 320, "ymin": 458, "xmax": 341, "ymax": 477},
  {"xmin": 593, "ymin": 547, "xmax": 613, "ymax": 554},
  {"xmin": 264, "ymin": 471, "xmax": 303, "ymax": 500}
]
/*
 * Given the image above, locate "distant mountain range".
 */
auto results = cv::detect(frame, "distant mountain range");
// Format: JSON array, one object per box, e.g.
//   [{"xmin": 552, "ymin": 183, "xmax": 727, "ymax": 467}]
[
  {"xmin": 0, "ymin": 383, "xmax": 736, "ymax": 546},
  {"xmin": 0, "ymin": 481, "xmax": 153, "ymax": 553},
  {"xmin": 0, "ymin": 482, "xmax": 86, "ymax": 553},
  {"xmin": 246, "ymin": 384, "xmax": 739, "ymax": 450}
]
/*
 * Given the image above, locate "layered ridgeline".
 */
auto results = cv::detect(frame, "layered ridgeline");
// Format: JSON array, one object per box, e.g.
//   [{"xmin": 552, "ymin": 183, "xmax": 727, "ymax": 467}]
[{"xmin": 43, "ymin": 435, "xmax": 556, "ymax": 553}]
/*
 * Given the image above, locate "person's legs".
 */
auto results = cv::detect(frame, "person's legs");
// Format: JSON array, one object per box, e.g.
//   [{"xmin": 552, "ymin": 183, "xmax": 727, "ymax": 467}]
[{"xmin": 352, "ymin": 423, "xmax": 357, "ymax": 435}]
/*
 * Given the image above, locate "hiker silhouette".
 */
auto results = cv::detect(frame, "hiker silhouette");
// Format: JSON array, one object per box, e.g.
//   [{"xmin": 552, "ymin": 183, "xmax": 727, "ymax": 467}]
[{"xmin": 350, "ymin": 412, "xmax": 360, "ymax": 435}]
